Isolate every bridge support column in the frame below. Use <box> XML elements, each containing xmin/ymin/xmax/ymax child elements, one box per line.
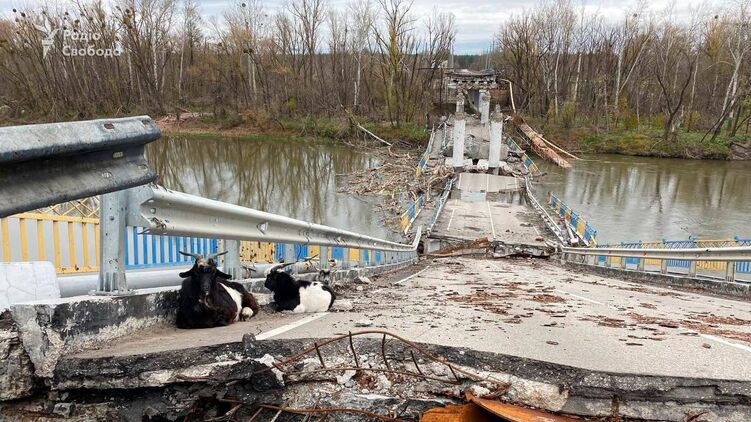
<box><xmin>319</xmin><ymin>245</ymin><xmax>328</xmax><ymax>269</ymax></box>
<box><xmin>96</xmin><ymin>190</ymin><xmax>130</xmax><ymax>295</ymax></box>
<box><xmin>488</xmin><ymin>105</ymin><xmax>503</xmax><ymax>172</ymax></box>
<box><xmin>452</xmin><ymin>97</ymin><xmax>466</xmax><ymax>171</ymax></box>
<box><xmin>479</xmin><ymin>89</ymin><xmax>490</xmax><ymax>125</ymax></box>
<box><xmin>223</xmin><ymin>240</ymin><xmax>241</xmax><ymax>279</ymax></box>
<box><xmin>660</xmin><ymin>259</ymin><xmax>668</xmax><ymax>275</ymax></box>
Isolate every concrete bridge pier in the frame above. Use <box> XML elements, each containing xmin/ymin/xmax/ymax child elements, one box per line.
<box><xmin>452</xmin><ymin>95</ymin><xmax>466</xmax><ymax>170</ymax></box>
<box><xmin>488</xmin><ymin>105</ymin><xmax>503</xmax><ymax>173</ymax></box>
<box><xmin>479</xmin><ymin>89</ymin><xmax>490</xmax><ymax>125</ymax></box>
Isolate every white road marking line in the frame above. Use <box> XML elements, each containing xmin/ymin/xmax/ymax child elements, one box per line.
<box><xmin>394</xmin><ymin>265</ymin><xmax>431</xmax><ymax>285</ymax></box>
<box><xmin>555</xmin><ymin>289</ymin><xmax>604</xmax><ymax>305</ymax></box>
<box><xmin>446</xmin><ymin>208</ymin><xmax>457</xmax><ymax>231</ymax></box>
<box><xmin>696</xmin><ymin>333</ymin><xmax>751</xmax><ymax>353</ymax></box>
<box><xmin>556</xmin><ymin>289</ymin><xmax>751</xmax><ymax>353</ymax></box>
<box><xmin>255</xmin><ymin>313</ymin><xmax>327</xmax><ymax>340</ymax></box>
<box><xmin>486</xmin><ymin>201</ymin><xmax>496</xmax><ymax>240</ymax></box>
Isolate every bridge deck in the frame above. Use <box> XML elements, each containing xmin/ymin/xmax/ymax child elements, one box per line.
<box><xmin>72</xmin><ymin>258</ymin><xmax>751</xmax><ymax>381</ymax></box>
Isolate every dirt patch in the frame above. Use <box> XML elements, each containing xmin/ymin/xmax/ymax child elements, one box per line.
<box><xmin>628</xmin><ymin>312</ymin><xmax>751</xmax><ymax>344</ymax></box>
<box><xmin>449</xmin><ymin>291</ymin><xmax>516</xmax><ymax>315</ymax></box>
<box><xmin>531</xmin><ymin>294</ymin><xmax>566</xmax><ymax>304</ymax></box>
<box><xmin>690</xmin><ymin>314</ymin><xmax>751</xmax><ymax>326</ymax></box>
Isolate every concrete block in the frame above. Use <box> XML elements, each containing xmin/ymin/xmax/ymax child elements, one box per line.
<box><xmin>11</xmin><ymin>287</ymin><xmax>181</xmax><ymax>378</ymax></box>
<box><xmin>0</xmin><ymin>262</ymin><xmax>59</xmax><ymax>310</ymax></box>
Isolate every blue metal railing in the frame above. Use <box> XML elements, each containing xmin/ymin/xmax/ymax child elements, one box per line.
<box><xmin>125</xmin><ymin>227</ymin><xmax>218</xmax><ymax>269</ymax></box>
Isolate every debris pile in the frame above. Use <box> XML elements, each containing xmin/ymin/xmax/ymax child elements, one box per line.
<box><xmin>339</xmin><ymin>143</ymin><xmax>453</xmax><ymax>232</ymax></box>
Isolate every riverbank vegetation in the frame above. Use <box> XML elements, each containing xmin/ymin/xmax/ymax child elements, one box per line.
<box><xmin>0</xmin><ymin>0</ymin><xmax>453</xmax><ymax>134</ymax></box>
<box><xmin>493</xmin><ymin>1</ymin><xmax>751</xmax><ymax>159</ymax></box>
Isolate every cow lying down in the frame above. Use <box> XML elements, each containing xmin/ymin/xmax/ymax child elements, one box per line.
<box><xmin>176</xmin><ymin>251</ymin><xmax>259</xmax><ymax>329</ymax></box>
<box><xmin>264</xmin><ymin>263</ymin><xmax>336</xmax><ymax>313</ymax></box>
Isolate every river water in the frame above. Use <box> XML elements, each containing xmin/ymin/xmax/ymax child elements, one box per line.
<box><xmin>148</xmin><ymin>136</ymin><xmax>749</xmax><ymax>245</ymax></box>
<box><xmin>534</xmin><ymin>154</ymin><xmax>751</xmax><ymax>244</ymax></box>
<box><xmin>146</xmin><ymin>134</ymin><xmax>395</xmax><ymax>240</ymax></box>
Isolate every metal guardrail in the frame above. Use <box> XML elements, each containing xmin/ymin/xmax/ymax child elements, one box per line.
<box><xmin>505</xmin><ymin>138</ymin><xmax>540</xmax><ymax>175</ymax></box>
<box><xmin>0</xmin><ymin>117</ymin><xmax>159</xmax><ymax>217</ymax></box>
<box><xmin>597</xmin><ymin>238</ymin><xmax>751</xmax><ymax>275</ymax></box>
<box><xmin>426</xmin><ymin>177</ymin><xmax>455</xmax><ymax>236</ymax></box>
<box><xmin>523</xmin><ymin>178</ymin><xmax>566</xmax><ymax>244</ymax></box>
<box><xmin>87</xmin><ymin>184</ymin><xmax>421</xmax><ymax>293</ymax></box>
<box><xmin>548</xmin><ymin>194</ymin><xmax>597</xmax><ymax>246</ymax></box>
<box><xmin>561</xmin><ymin>246</ymin><xmax>751</xmax><ymax>283</ymax></box>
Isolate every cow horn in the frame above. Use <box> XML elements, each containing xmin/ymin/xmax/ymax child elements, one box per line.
<box><xmin>179</xmin><ymin>251</ymin><xmax>202</xmax><ymax>260</ymax></box>
<box><xmin>207</xmin><ymin>251</ymin><xmax>228</xmax><ymax>260</ymax></box>
<box><xmin>264</xmin><ymin>261</ymin><xmax>296</xmax><ymax>276</ymax></box>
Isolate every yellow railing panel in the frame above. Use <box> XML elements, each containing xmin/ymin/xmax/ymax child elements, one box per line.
<box><xmin>37</xmin><ymin>220</ymin><xmax>46</xmax><ymax>261</ymax></box>
<box><xmin>67</xmin><ymin>221</ymin><xmax>77</xmax><ymax>272</ymax></box>
<box><xmin>52</xmin><ymin>221</ymin><xmax>61</xmax><ymax>269</ymax></box>
<box><xmin>19</xmin><ymin>218</ymin><xmax>29</xmax><ymax>261</ymax></box>
<box><xmin>1</xmin><ymin>218</ymin><xmax>10</xmax><ymax>262</ymax></box>
<box><xmin>82</xmin><ymin>223</ymin><xmax>91</xmax><ymax>270</ymax></box>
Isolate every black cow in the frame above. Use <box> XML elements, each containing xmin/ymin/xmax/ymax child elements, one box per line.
<box><xmin>176</xmin><ymin>251</ymin><xmax>259</xmax><ymax>329</ymax></box>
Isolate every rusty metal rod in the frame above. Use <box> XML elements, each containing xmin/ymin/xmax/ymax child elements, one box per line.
<box><xmin>258</xmin><ymin>404</ymin><xmax>406</xmax><ymax>422</ymax></box>
<box><xmin>250</xmin><ymin>329</ymin><xmax>493</xmax><ymax>383</ymax></box>
<box><xmin>348</xmin><ymin>331</ymin><xmax>360</xmax><ymax>368</ymax></box>
<box><xmin>285</xmin><ymin>366</ymin><xmax>458</xmax><ymax>384</ymax></box>
<box><xmin>381</xmin><ymin>333</ymin><xmax>391</xmax><ymax>370</ymax></box>
<box><xmin>410</xmin><ymin>350</ymin><xmax>424</xmax><ymax>376</ymax></box>
<box><xmin>314</xmin><ymin>341</ymin><xmax>326</xmax><ymax>368</ymax></box>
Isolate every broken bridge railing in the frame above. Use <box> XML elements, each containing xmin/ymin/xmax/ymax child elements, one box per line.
<box><xmin>560</xmin><ymin>245</ymin><xmax>751</xmax><ymax>283</ymax></box>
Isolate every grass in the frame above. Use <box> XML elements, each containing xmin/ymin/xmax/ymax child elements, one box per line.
<box><xmin>534</xmin><ymin>120</ymin><xmax>749</xmax><ymax>160</ymax></box>
<box><xmin>165</xmin><ymin>112</ymin><xmax>429</xmax><ymax>146</ymax></box>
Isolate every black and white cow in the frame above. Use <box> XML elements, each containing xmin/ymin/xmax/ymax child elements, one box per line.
<box><xmin>176</xmin><ymin>251</ymin><xmax>259</xmax><ymax>329</ymax></box>
<box><xmin>264</xmin><ymin>263</ymin><xmax>336</xmax><ymax>313</ymax></box>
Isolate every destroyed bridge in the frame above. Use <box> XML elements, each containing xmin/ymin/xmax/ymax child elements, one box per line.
<box><xmin>0</xmin><ymin>88</ymin><xmax>750</xmax><ymax>421</ymax></box>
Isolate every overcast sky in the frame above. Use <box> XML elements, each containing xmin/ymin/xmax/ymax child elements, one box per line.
<box><xmin>0</xmin><ymin>0</ymin><xmax>732</xmax><ymax>53</ymax></box>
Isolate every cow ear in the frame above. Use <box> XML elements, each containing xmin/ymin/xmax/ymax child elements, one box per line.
<box><xmin>179</xmin><ymin>268</ymin><xmax>194</xmax><ymax>278</ymax></box>
<box><xmin>215</xmin><ymin>270</ymin><xmax>232</xmax><ymax>280</ymax></box>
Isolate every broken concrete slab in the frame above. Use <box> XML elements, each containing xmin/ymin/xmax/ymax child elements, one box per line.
<box><xmin>35</xmin><ymin>336</ymin><xmax>751</xmax><ymax>421</ymax></box>
<box><xmin>5</xmin><ymin>259</ymin><xmax>416</xmax><ymax>386</ymax></box>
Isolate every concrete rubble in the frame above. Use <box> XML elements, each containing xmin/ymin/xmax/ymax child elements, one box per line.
<box><xmin>1</xmin><ymin>257</ymin><xmax>750</xmax><ymax>421</ymax></box>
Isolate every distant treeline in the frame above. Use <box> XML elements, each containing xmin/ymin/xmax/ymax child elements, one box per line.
<box><xmin>492</xmin><ymin>0</ymin><xmax>751</xmax><ymax>142</ymax></box>
<box><xmin>0</xmin><ymin>0</ymin><xmax>454</xmax><ymax>128</ymax></box>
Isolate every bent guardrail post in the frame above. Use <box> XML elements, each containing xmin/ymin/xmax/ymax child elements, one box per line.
<box><xmin>0</xmin><ymin>116</ymin><xmax>160</xmax><ymax>218</ymax></box>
